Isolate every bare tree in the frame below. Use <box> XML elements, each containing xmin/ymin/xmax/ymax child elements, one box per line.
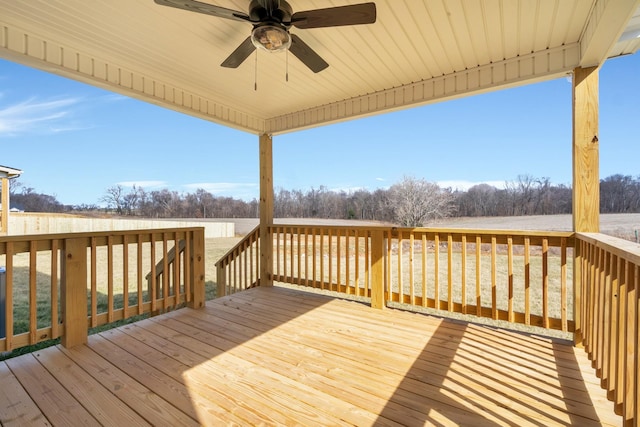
<box><xmin>387</xmin><ymin>176</ymin><xmax>455</xmax><ymax>227</ymax></box>
<box><xmin>101</xmin><ymin>185</ymin><xmax>126</xmax><ymax>214</ymax></box>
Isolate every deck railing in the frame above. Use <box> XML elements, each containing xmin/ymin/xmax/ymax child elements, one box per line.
<box><xmin>268</xmin><ymin>225</ymin><xmax>575</xmax><ymax>331</ymax></box>
<box><xmin>215</xmin><ymin>225</ymin><xmax>260</xmax><ymax>297</ymax></box>
<box><xmin>576</xmin><ymin>232</ymin><xmax>639</xmax><ymax>424</ymax></box>
<box><xmin>0</xmin><ymin>227</ymin><xmax>205</xmax><ymax>352</ymax></box>
<box><xmin>217</xmin><ymin>225</ymin><xmax>574</xmax><ymax>331</ymax></box>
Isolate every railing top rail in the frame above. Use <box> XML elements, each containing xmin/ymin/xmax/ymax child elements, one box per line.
<box><xmin>270</xmin><ymin>223</ymin><xmax>574</xmax><ymax>238</ymax></box>
<box><xmin>392</xmin><ymin>227</ymin><xmax>574</xmax><ymax>238</ymax></box>
<box><xmin>215</xmin><ymin>225</ymin><xmax>260</xmax><ymax>268</ymax></box>
<box><xmin>0</xmin><ymin>226</ymin><xmax>205</xmax><ymax>243</ymax></box>
<box><xmin>577</xmin><ymin>231</ymin><xmax>640</xmax><ymax>264</ymax></box>
<box><xmin>269</xmin><ymin>224</ymin><xmax>389</xmax><ymax>233</ymax></box>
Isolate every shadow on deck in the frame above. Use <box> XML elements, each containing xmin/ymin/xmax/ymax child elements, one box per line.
<box><xmin>0</xmin><ymin>285</ymin><xmax>619</xmax><ymax>426</ymax></box>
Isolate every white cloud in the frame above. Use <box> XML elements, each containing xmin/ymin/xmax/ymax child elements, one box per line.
<box><xmin>183</xmin><ymin>182</ymin><xmax>258</xmax><ymax>199</ymax></box>
<box><xmin>184</xmin><ymin>182</ymin><xmax>257</xmax><ymax>192</ymax></box>
<box><xmin>437</xmin><ymin>180</ymin><xmax>507</xmax><ymax>191</ymax></box>
<box><xmin>375</xmin><ymin>177</ymin><xmax>385</xmax><ymax>182</ymax></box>
<box><xmin>0</xmin><ymin>96</ymin><xmax>82</xmax><ymax>136</ymax></box>
<box><xmin>117</xmin><ymin>180</ymin><xmax>167</xmax><ymax>188</ymax></box>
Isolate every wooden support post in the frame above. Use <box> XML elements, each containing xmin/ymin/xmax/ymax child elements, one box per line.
<box><xmin>572</xmin><ymin>66</ymin><xmax>600</xmax><ymax>233</ymax></box>
<box><xmin>259</xmin><ymin>133</ymin><xmax>274</xmax><ymax>287</ymax></box>
<box><xmin>61</xmin><ymin>237</ymin><xmax>88</xmax><ymax>348</ymax></box>
<box><xmin>572</xmin><ymin>65</ymin><xmax>599</xmax><ymax>346</ymax></box>
<box><xmin>1</xmin><ymin>178</ymin><xmax>8</xmax><ymax>234</ymax></box>
<box><xmin>370</xmin><ymin>230</ymin><xmax>385</xmax><ymax>309</ymax></box>
<box><xmin>216</xmin><ymin>262</ymin><xmax>226</xmax><ymax>297</ymax></box>
<box><xmin>188</xmin><ymin>228</ymin><xmax>205</xmax><ymax>309</ymax></box>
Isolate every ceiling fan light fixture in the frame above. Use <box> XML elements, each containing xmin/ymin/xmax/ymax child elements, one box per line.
<box><xmin>251</xmin><ymin>24</ymin><xmax>291</xmax><ymax>52</ymax></box>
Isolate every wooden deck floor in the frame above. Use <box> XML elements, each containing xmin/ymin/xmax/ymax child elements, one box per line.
<box><xmin>0</xmin><ymin>285</ymin><xmax>620</xmax><ymax>426</ymax></box>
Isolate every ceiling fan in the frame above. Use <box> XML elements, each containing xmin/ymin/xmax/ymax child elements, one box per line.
<box><xmin>154</xmin><ymin>0</ymin><xmax>377</xmax><ymax>73</ymax></box>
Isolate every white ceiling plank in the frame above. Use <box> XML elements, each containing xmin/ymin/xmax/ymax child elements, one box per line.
<box><xmin>0</xmin><ymin>0</ymin><xmax>638</xmax><ymax>134</ymax></box>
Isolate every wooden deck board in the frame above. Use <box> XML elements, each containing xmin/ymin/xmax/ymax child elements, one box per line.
<box><xmin>0</xmin><ymin>285</ymin><xmax>622</xmax><ymax>426</ymax></box>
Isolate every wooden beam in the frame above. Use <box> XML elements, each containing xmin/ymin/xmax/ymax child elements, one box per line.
<box><xmin>259</xmin><ymin>134</ymin><xmax>274</xmax><ymax>287</ymax></box>
<box><xmin>579</xmin><ymin>0</ymin><xmax>640</xmax><ymax>67</ymax></box>
<box><xmin>572</xmin><ymin>66</ymin><xmax>600</xmax><ymax>233</ymax></box>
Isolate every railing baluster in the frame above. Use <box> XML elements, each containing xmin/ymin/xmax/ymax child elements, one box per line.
<box><xmin>606</xmin><ymin>254</ymin><xmax>616</xmax><ymax>394</ymax></box>
<box><xmin>421</xmin><ymin>234</ymin><xmax>427</xmax><ymax>308</ymax></box>
<box><xmin>304</xmin><ymin>229</ymin><xmax>309</xmax><ymax>287</ymax></box>
<box><xmin>312</xmin><ymin>228</ymin><xmax>317</xmax><ymax>288</ymax></box>
<box><xmin>461</xmin><ymin>235</ymin><xmax>467</xmax><ymax>314</ymax></box>
<box><xmin>447</xmin><ymin>234</ymin><xmax>452</xmax><ymax>312</ymax></box>
<box><xmin>397</xmin><ymin>232</ymin><xmax>403</xmax><ymax>303</ymax></box>
<box><xmin>476</xmin><ymin>236</ymin><xmax>481</xmax><ymax>317</ymax></box>
<box><xmin>409</xmin><ymin>232</ymin><xmax>415</xmax><ymax>305</ymax></box>
<box><xmin>354</xmin><ymin>230</ymin><xmax>360</xmax><ymax>296</ymax></box>
<box><xmin>615</xmin><ymin>258</ymin><xmax>627</xmax><ymax>410</ymax></box>
<box><xmin>345</xmin><ymin>230</ymin><xmax>350</xmax><ymax>294</ymax></box>
<box><xmin>123</xmin><ymin>235</ymin><xmax>129</xmax><ymax>316</ymax></box>
<box><xmin>107</xmin><ymin>235</ymin><xmax>114</xmax><ymax>323</ymax></box>
<box><xmin>185</xmin><ymin>232</ymin><xmax>191</xmax><ymax>302</ymax></box>
<box><xmin>524</xmin><ymin>237</ymin><xmax>531</xmax><ymax>325</ymax></box>
<box><xmin>137</xmin><ymin>234</ymin><xmax>143</xmax><ymax>315</ymax></box>
<box><xmin>328</xmin><ymin>229</ymin><xmax>333</xmax><ymax>292</ymax></box>
<box><xmin>150</xmin><ymin>233</ymin><xmax>157</xmax><ymax>313</ymax></box>
<box><xmin>491</xmin><ymin>236</ymin><xmax>497</xmax><ymax>320</ymax></box>
<box><xmin>561</xmin><ymin>237</ymin><xmax>567</xmax><ymax>332</ymax></box>
<box><xmin>542</xmin><ymin>238</ymin><xmax>549</xmax><ymax>328</ymax></box>
<box><xmin>29</xmin><ymin>240</ymin><xmax>37</xmax><ymax>345</ymax></box>
<box><xmin>367</xmin><ymin>230</ymin><xmax>372</xmax><ymax>296</ymax></box>
<box><xmin>91</xmin><ymin>237</ymin><xmax>98</xmax><ymax>327</ymax></box>
<box><xmin>163</xmin><ymin>234</ymin><xmax>169</xmax><ymax>309</ymax></box>
<box><xmin>507</xmin><ymin>237</ymin><xmax>513</xmax><ymax>323</ymax></box>
<box><xmin>320</xmin><ymin>228</ymin><xmax>325</xmax><ymax>290</ymax></box>
<box><xmin>51</xmin><ymin>239</ymin><xmax>59</xmax><ymax>339</ymax></box>
<box><xmin>434</xmin><ymin>234</ymin><xmax>440</xmax><ymax>309</ymax></box>
<box><xmin>336</xmin><ymin>229</ymin><xmax>342</xmax><ymax>292</ymax></box>
<box><xmin>5</xmin><ymin>242</ymin><xmax>13</xmax><ymax>351</ymax></box>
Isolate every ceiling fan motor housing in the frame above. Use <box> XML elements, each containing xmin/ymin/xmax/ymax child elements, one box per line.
<box><xmin>249</xmin><ymin>0</ymin><xmax>292</xmax><ymax>26</ymax></box>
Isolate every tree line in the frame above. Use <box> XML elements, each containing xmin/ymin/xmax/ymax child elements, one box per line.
<box><xmin>5</xmin><ymin>173</ymin><xmax>640</xmax><ymax>227</ymax></box>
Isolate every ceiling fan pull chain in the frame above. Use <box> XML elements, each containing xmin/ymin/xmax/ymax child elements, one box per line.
<box><xmin>254</xmin><ymin>50</ymin><xmax>258</xmax><ymax>91</ymax></box>
<box><xmin>286</xmin><ymin>49</ymin><xmax>289</xmax><ymax>82</ymax></box>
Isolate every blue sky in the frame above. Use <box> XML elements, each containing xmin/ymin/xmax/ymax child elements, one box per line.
<box><xmin>0</xmin><ymin>53</ymin><xmax>638</xmax><ymax>206</ymax></box>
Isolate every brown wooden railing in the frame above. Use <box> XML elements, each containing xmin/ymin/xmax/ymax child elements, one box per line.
<box><xmin>215</xmin><ymin>225</ymin><xmax>260</xmax><ymax>297</ymax></box>
<box><xmin>0</xmin><ymin>227</ymin><xmax>205</xmax><ymax>352</ymax></box>
<box><xmin>269</xmin><ymin>225</ymin><xmax>575</xmax><ymax>332</ymax></box>
<box><xmin>216</xmin><ymin>225</ymin><xmax>574</xmax><ymax>331</ymax></box>
<box><xmin>576</xmin><ymin>232</ymin><xmax>639</xmax><ymax>424</ymax></box>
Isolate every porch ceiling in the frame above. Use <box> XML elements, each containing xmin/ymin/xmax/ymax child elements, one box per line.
<box><xmin>0</xmin><ymin>0</ymin><xmax>639</xmax><ymax>135</ymax></box>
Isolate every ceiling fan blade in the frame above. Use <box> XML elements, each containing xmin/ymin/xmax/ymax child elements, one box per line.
<box><xmin>289</xmin><ymin>34</ymin><xmax>329</xmax><ymax>73</ymax></box>
<box><xmin>154</xmin><ymin>0</ymin><xmax>250</xmax><ymax>23</ymax></box>
<box><xmin>291</xmin><ymin>2</ymin><xmax>376</xmax><ymax>29</ymax></box>
<box><xmin>221</xmin><ymin>37</ymin><xmax>255</xmax><ymax>68</ymax></box>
